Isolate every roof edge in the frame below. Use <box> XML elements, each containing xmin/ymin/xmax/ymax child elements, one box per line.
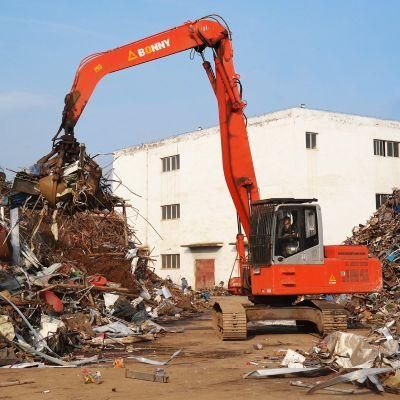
<box><xmin>114</xmin><ymin>106</ymin><xmax>400</xmax><ymax>155</ymax></box>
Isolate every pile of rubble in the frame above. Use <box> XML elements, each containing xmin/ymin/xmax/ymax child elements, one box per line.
<box><xmin>0</xmin><ymin>140</ymin><xmax>209</xmax><ymax>368</ymax></box>
<box><xmin>246</xmin><ymin>325</ymin><xmax>400</xmax><ymax>394</ymax></box>
<box><xmin>344</xmin><ymin>189</ymin><xmax>400</xmax><ymax>327</ymax></box>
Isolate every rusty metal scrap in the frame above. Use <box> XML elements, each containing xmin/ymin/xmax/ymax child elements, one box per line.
<box><xmin>0</xmin><ymin>205</ymin><xmax>206</xmax><ymax>365</ymax></box>
<box><xmin>344</xmin><ymin>188</ymin><xmax>400</xmax><ymax>327</ymax></box>
<box><xmin>125</xmin><ymin>368</ymin><xmax>169</xmax><ymax>383</ymax></box>
<box><xmin>0</xmin><ymin>142</ymin><xmax>210</xmax><ymax>368</ymax></box>
<box><xmin>307</xmin><ymin>368</ymin><xmax>393</xmax><ymax>394</ymax></box>
<box><xmin>6</xmin><ymin>138</ymin><xmax>121</xmax><ymax>212</ymax></box>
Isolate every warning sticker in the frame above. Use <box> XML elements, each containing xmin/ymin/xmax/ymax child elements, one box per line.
<box><xmin>128</xmin><ymin>50</ymin><xmax>138</xmax><ymax>61</ymax></box>
<box><xmin>328</xmin><ymin>274</ymin><xmax>337</xmax><ymax>285</ymax></box>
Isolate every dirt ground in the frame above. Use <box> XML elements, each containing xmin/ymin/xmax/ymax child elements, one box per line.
<box><xmin>0</xmin><ymin>312</ymin><xmax>397</xmax><ymax>400</ymax></box>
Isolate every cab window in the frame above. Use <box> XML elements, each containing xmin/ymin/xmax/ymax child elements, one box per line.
<box><xmin>275</xmin><ymin>210</ymin><xmax>300</xmax><ymax>258</ymax></box>
<box><xmin>305</xmin><ymin>208</ymin><xmax>318</xmax><ymax>249</ymax></box>
<box><xmin>275</xmin><ymin>206</ymin><xmax>319</xmax><ymax>258</ymax></box>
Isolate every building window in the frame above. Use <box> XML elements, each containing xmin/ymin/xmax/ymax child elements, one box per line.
<box><xmin>374</xmin><ymin>139</ymin><xmax>386</xmax><ymax>156</ymax></box>
<box><xmin>387</xmin><ymin>141</ymin><xmax>399</xmax><ymax>158</ymax></box>
<box><xmin>161</xmin><ymin>254</ymin><xmax>180</xmax><ymax>269</ymax></box>
<box><xmin>162</xmin><ymin>155</ymin><xmax>180</xmax><ymax>172</ymax></box>
<box><xmin>376</xmin><ymin>193</ymin><xmax>391</xmax><ymax>209</ymax></box>
<box><xmin>161</xmin><ymin>204</ymin><xmax>180</xmax><ymax>220</ymax></box>
<box><xmin>373</xmin><ymin>139</ymin><xmax>400</xmax><ymax>157</ymax></box>
<box><xmin>305</xmin><ymin>132</ymin><xmax>317</xmax><ymax>149</ymax></box>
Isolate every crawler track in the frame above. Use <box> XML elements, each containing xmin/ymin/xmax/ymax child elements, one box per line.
<box><xmin>212</xmin><ymin>297</ymin><xmax>348</xmax><ymax>340</ymax></box>
<box><xmin>320</xmin><ymin>307</ymin><xmax>348</xmax><ymax>333</ymax></box>
<box><xmin>297</xmin><ymin>299</ymin><xmax>348</xmax><ymax>334</ymax></box>
<box><xmin>212</xmin><ymin>297</ymin><xmax>249</xmax><ymax>340</ymax></box>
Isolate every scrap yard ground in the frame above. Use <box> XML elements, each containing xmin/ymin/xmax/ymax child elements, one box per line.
<box><xmin>0</xmin><ymin>314</ymin><xmax>398</xmax><ymax>400</ymax></box>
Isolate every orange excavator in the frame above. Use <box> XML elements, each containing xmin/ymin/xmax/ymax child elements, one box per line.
<box><xmin>48</xmin><ymin>15</ymin><xmax>382</xmax><ymax>339</ymax></box>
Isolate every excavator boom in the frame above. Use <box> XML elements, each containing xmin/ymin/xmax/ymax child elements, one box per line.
<box><xmin>61</xmin><ymin>19</ymin><xmax>224</xmax><ymax>130</ymax></box>
<box><xmin>54</xmin><ymin>15</ymin><xmax>259</xmax><ymax>237</ymax></box>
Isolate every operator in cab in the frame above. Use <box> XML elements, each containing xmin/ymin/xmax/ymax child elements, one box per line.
<box><xmin>277</xmin><ymin>216</ymin><xmax>299</xmax><ymax>258</ymax></box>
<box><xmin>280</xmin><ymin>216</ymin><xmax>297</xmax><ymax>237</ymax></box>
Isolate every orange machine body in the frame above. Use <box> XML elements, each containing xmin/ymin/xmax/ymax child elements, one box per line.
<box><xmin>250</xmin><ymin>245</ymin><xmax>382</xmax><ymax>296</ymax></box>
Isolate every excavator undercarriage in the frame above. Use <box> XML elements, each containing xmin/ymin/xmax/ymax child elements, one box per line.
<box><xmin>212</xmin><ymin>297</ymin><xmax>348</xmax><ymax>340</ymax></box>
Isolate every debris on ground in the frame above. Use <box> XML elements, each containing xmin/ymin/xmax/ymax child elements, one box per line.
<box><xmin>307</xmin><ymin>367</ymin><xmax>392</xmax><ymax>394</ymax></box>
<box><xmin>383</xmin><ymin>370</ymin><xmax>400</xmax><ymax>393</ymax></box>
<box><xmin>125</xmin><ymin>367</ymin><xmax>169</xmax><ymax>383</ymax></box>
<box><xmin>253</xmin><ymin>343</ymin><xmax>263</xmax><ymax>350</ymax></box>
<box><xmin>245</xmin><ymin>327</ymin><xmax>400</xmax><ymax>394</ymax></box>
<box><xmin>281</xmin><ymin>349</ymin><xmax>306</xmax><ymax>368</ymax></box>
<box><xmin>290</xmin><ymin>380</ymin><xmax>371</xmax><ymax>395</ymax></box>
<box><xmin>82</xmin><ymin>368</ymin><xmax>102</xmax><ymax>384</ymax></box>
<box><xmin>129</xmin><ymin>348</ymin><xmax>182</xmax><ymax>366</ymax></box>
<box><xmin>316</xmin><ymin>330</ymin><xmax>399</xmax><ymax>369</ymax></box>
<box><xmin>0</xmin><ymin>140</ymin><xmax>211</xmax><ymax>368</ymax></box>
<box><xmin>243</xmin><ymin>367</ymin><xmax>331</xmax><ymax>379</ymax></box>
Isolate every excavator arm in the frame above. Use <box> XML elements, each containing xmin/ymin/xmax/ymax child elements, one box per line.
<box><xmin>60</xmin><ymin>18</ymin><xmax>225</xmax><ymax>131</ymax></box>
<box><xmin>54</xmin><ymin>15</ymin><xmax>259</xmax><ymax>239</ymax></box>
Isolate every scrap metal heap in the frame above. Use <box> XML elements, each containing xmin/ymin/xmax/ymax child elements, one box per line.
<box><xmin>344</xmin><ymin>189</ymin><xmax>400</xmax><ymax>328</ymax></box>
<box><xmin>245</xmin><ymin>328</ymin><xmax>400</xmax><ymax>394</ymax></box>
<box><xmin>10</xmin><ymin>135</ymin><xmax>119</xmax><ymax>211</ymax></box>
<box><xmin>0</xmin><ymin>142</ymin><xmax>210</xmax><ymax>367</ymax></box>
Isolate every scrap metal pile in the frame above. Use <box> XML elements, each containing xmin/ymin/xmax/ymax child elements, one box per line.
<box><xmin>245</xmin><ymin>327</ymin><xmax>400</xmax><ymax>394</ymax></box>
<box><xmin>0</xmin><ymin>140</ymin><xmax>208</xmax><ymax>368</ymax></box>
<box><xmin>344</xmin><ymin>189</ymin><xmax>400</xmax><ymax>327</ymax></box>
<box><xmin>9</xmin><ymin>133</ymin><xmax>119</xmax><ymax>211</ymax></box>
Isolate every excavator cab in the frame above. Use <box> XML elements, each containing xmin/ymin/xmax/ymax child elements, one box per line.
<box><xmin>217</xmin><ymin>200</ymin><xmax>358</xmax><ymax>340</ymax></box>
<box><xmin>250</xmin><ymin>198</ymin><xmax>324</xmax><ymax>267</ymax></box>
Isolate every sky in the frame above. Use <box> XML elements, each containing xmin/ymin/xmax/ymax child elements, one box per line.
<box><xmin>1</xmin><ymin>0</ymin><xmax>399</xmax><ymax>172</ymax></box>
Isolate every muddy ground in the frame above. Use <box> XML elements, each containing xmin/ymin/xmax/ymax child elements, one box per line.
<box><xmin>0</xmin><ymin>312</ymin><xmax>397</xmax><ymax>400</ymax></box>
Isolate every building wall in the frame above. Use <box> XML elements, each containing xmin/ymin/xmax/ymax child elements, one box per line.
<box><xmin>113</xmin><ymin>108</ymin><xmax>400</xmax><ymax>287</ymax></box>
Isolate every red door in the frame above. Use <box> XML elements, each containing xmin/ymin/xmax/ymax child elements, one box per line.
<box><xmin>195</xmin><ymin>259</ymin><xmax>215</xmax><ymax>290</ymax></box>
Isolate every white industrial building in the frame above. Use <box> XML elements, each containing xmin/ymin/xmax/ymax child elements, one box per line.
<box><xmin>113</xmin><ymin>107</ymin><xmax>400</xmax><ymax>288</ymax></box>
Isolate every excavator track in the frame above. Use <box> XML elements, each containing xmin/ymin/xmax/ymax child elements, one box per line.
<box><xmin>212</xmin><ymin>296</ymin><xmax>249</xmax><ymax>340</ymax></box>
<box><xmin>297</xmin><ymin>299</ymin><xmax>348</xmax><ymax>334</ymax></box>
<box><xmin>321</xmin><ymin>308</ymin><xmax>348</xmax><ymax>333</ymax></box>
<box><xmin>319</xmin><ymin>305</ymin><xmax>348</xmax><ymax>333</ymax></box>
<box><xmin>212</xmin><ymin>297</ymin><xmax>348</xmax><ymax>340</ymax></box>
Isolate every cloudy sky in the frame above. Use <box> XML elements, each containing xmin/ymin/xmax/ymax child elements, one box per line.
<box><xmin>1</xmin><ymin>0</ymin><xmax>399</xmax><ymax>171</ymax></box>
